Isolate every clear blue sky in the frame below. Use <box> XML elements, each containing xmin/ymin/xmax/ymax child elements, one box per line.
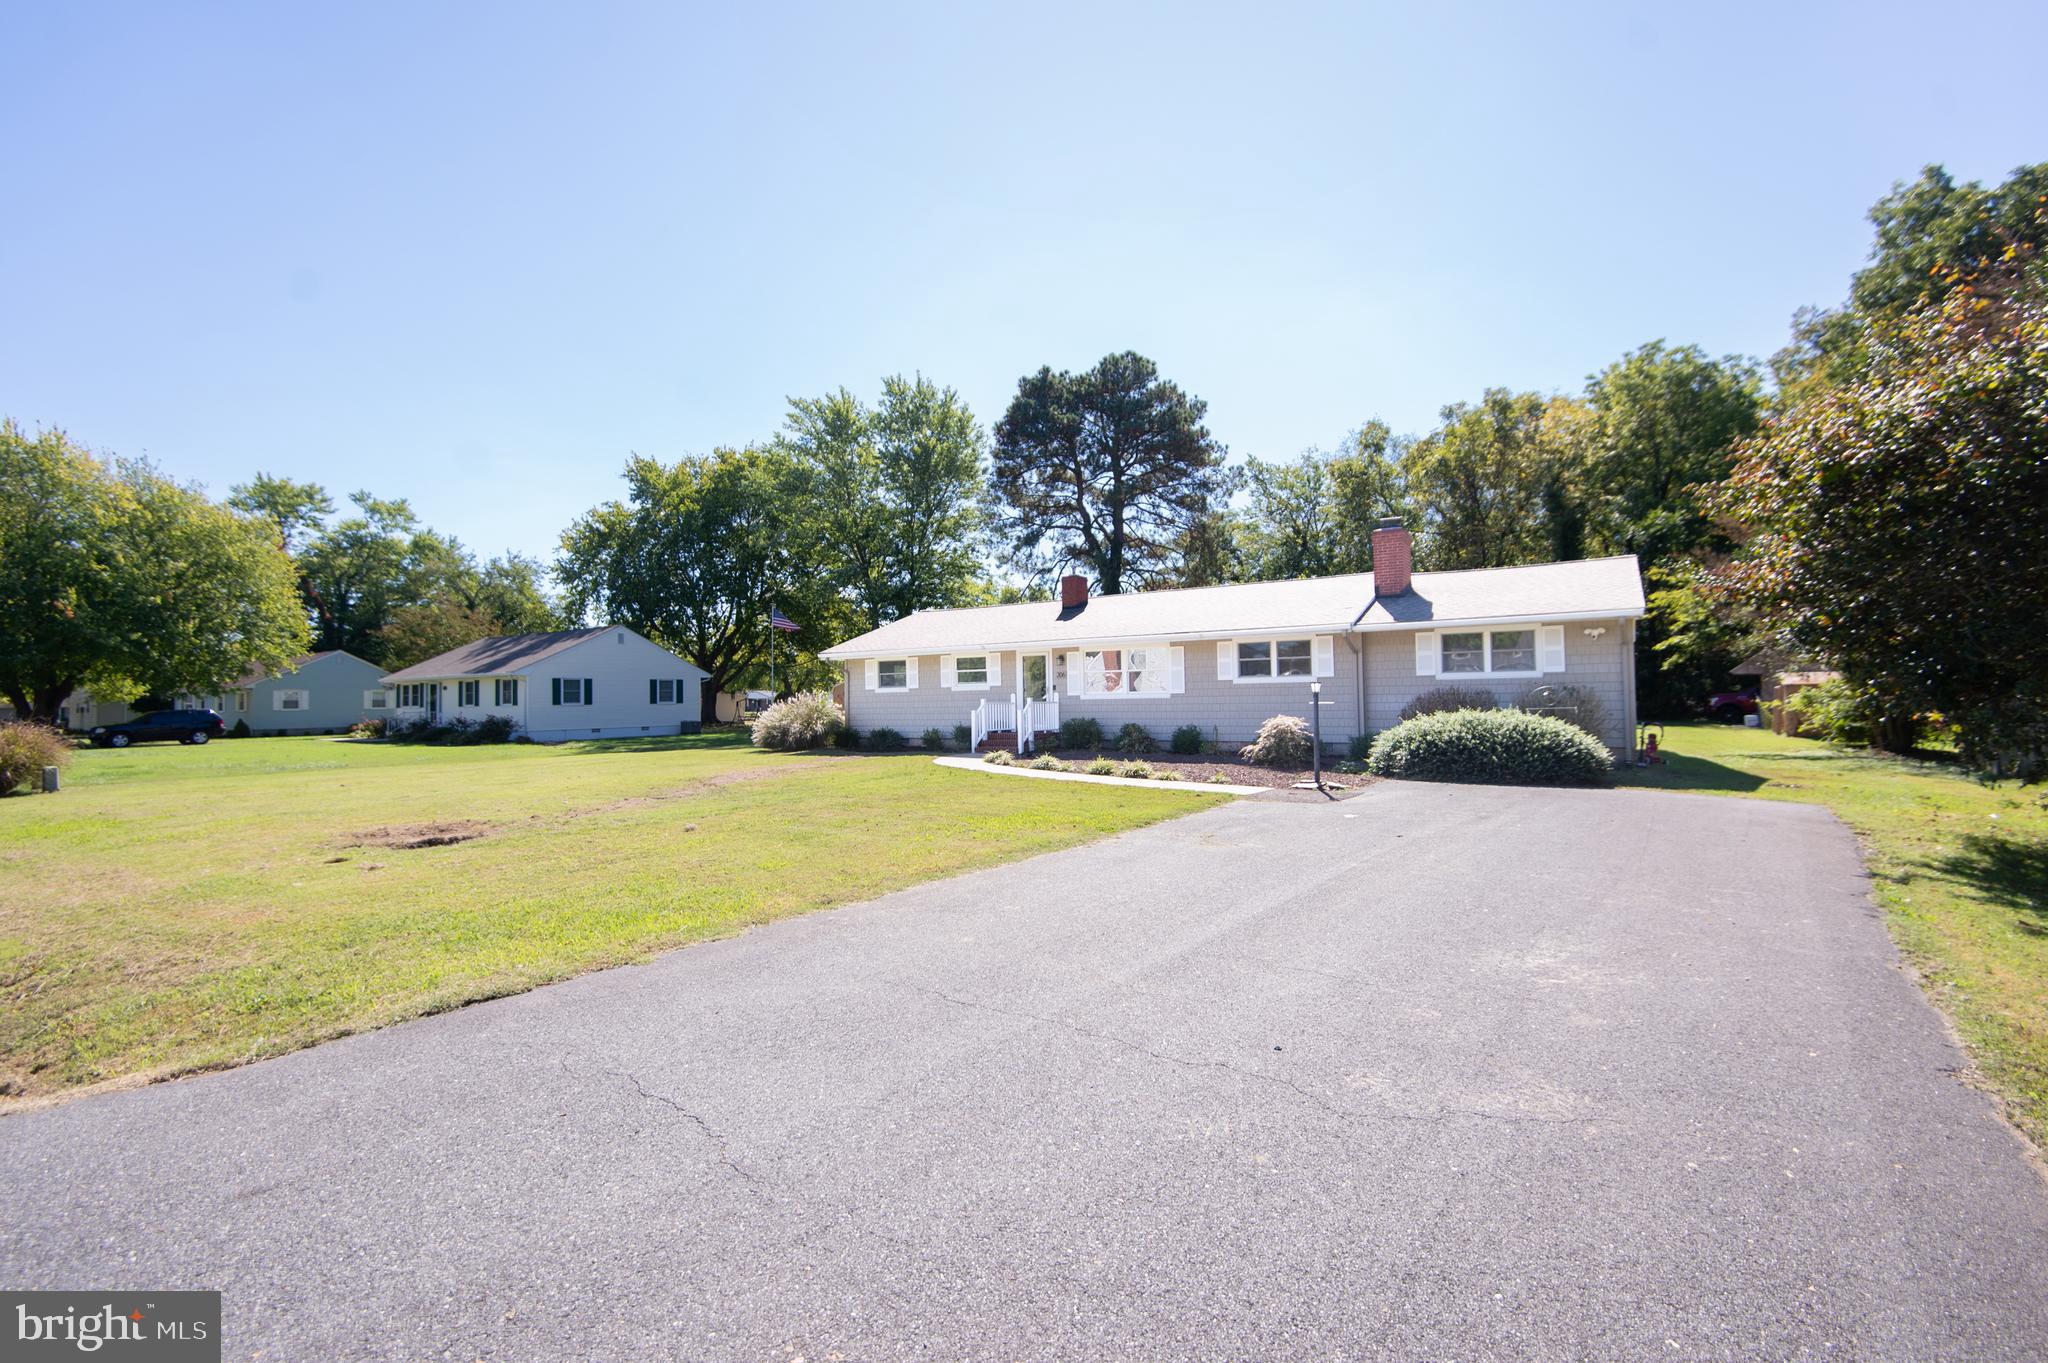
<box><xmin>5</xmin><ymin>2</ymin><xmax>2043</xmax><ymax>567</ymax></box>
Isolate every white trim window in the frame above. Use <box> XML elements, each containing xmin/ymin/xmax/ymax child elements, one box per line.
<box><xmin>1081</xmin><ymin>646</ymin><xmax>1168</xmax><ymax>697</ymax></box>
<box><xmin>1421</xmin><ymin>625</ymin><xmax>1562</xmax><ymax>678</ymax></box>
<box><xmin>365</xmin><ymin>689</ymin><xmax>389</xmax><ymax>710</ymax></box>
<box><xmin>494</xmin><ymin>678</ymin><xmax>520</xmax><ymax>706</ymax></box>
<box><xmin>235</xmin><ymin>691</ymin><xmax>249</xmax><ymax>713</ymax></box>
<box><xmin>274</xmin><ymin>689</ymin><xmax>308</xmax><ymax>711</ymax></box>
<box><xmin>954</xmin><ymin>655</ymin><xmax>988</xmax><ymax>686</ymax></box>
<box><xmin>458</xmin><ymin>680</ymin><xmax>481</xmax><ymax>707</ymax></box>
<box><xmin>1236</xmin><ymin>638</ymin><xmax>1313</xmax><ymax>680</ymax></box>
<box><xmin>875</xmin><ymin>659</ymin><xmax>909</xmax><ymax>690</ymax></box>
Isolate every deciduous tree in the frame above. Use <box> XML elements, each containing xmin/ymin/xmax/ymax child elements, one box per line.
<box><xmin>0</xmin><ymin>423</ymin><xmax>308</xmax><ymax>719</ymax></box>
<box><xmin>556</xmin><ymin>449</ymin><xmax>785</xmax><ymax>725</ymax></box>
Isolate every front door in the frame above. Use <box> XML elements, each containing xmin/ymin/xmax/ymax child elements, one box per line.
<box><xmin>1022</xmin><ymin>654</ymin><xmax>1052</xmax><ymax>703</ymax></box>
<box><xmin>427</xmin><ymin>684</ymin><xmax>441</xmax><ymax>721</ymax></box>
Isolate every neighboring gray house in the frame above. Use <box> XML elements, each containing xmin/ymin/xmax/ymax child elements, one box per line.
<box><xmin>381</xmin><ymin>626</ymin><xmax>707</xmax><ymax>742</ymax></box>
<box><xmin>64</xmin><ymin>650</ymin><xmax>389</xmax><ymax>736</ymax></box>
<box><xmin>820</xmin><ymin>520</ymin><xmax>1646</xmax><ymax>754</ymax></box>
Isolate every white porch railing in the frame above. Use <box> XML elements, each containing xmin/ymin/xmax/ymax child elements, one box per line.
<box><xmin>1016</xmin><ymin>694</ymin><xmax>1060</xmax><ymax>752</ymax></box>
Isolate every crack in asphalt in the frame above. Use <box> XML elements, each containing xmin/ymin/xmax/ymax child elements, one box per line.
<box><xmin>901</xmin><ymin>981</ymin><xmax>1584</xmax><ymax>1129</ymax></box>
<box><xmin>559</xmin><ymin>1059</ymin><xmax>766</xmax><ymax>1189</ymax></box>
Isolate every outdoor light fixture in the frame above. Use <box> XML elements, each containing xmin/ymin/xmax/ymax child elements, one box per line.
<box><xmin>1309</xmin><ymin>681</ymin><xmax>1323</xmax><ymax>788</ymax></box>
<box><xmin>1584</xmin><ymin>626</ymin><xmax>1607</xmax><ymax>639</ymax></box>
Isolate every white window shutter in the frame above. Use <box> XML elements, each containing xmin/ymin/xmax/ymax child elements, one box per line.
<box><xmin>1538</xmin><ymin>625</ymin><xmax>1566</xmax><ymax>673</ymax></box>
<box><xmin>904</xmin><ymin>658</ymin><xmax>919</xmax><ymax>688</ymax></box>
<box><xmin>1415</xmin><ymin>632</ymin><xmax>1438</xmax><ymax>677</ymax></box>
<box><xmin>1217</xmin><ymin>639</ymin><xmax>1237</xmax><ymax>681</ymax></box>
<box><xmin>1169</xmin><ymin>646</ymin><xmax>1186</xmax><ymax>694</ymax></box>
<box><xmin>1313</xmin><ymin>635</ymin><xmax>1334</xmax><ymax>677</ymax></box>
<box><xmin>865</xmin><ymin>659</ymin><xmax>879</xmax><ymax>690</ymax></box>
<box><xmin>940</xmin><ymin>654</ymin><xmax>955</xmax><ymax>689</ymax></box>
<box><xmin>1065</xmin><ymin>652</ymin><xmax>1082</xmax><ymax>696</ymax></box>
<box><xmin>988</xmin><ymin>653</ymin><xmax>1002</xmax><ymax>686</ymax></box>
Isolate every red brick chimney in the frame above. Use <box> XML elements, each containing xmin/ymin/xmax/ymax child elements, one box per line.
<box><xmin>1371</xmin><ymin>518</ymin><xmax>1412</xmax><ymax>595</ymax></box>
<box><xmin>1059</xmin><ymin>574</ymin><xmax>1089</xmax><ymax>609</ymax></box>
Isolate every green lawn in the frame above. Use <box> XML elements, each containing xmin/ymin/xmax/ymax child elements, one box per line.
<box><xmin>1617</xmin><ymin>723</ymin><xmax>2048</xmax><ymax>1148</ymax></box>
<box><xmin>0</xmin><ymin>732</ymin><xmax>1215</xmax><ymax>1103</ymax></box>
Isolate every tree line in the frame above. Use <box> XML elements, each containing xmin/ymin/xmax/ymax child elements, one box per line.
<box><xmin>5</xmin><ymin>160</ymin><xmax>2041</xmax><ymax>760</ymax></box>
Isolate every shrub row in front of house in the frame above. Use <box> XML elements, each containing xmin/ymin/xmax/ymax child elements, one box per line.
<box><xmin>352</xmin><ymin>715</ymin><xmax>524</xmax><ymax>745</ymax></box>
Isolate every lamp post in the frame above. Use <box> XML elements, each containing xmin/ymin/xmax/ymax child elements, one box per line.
<box><xmin>1309</xmin><ymin>680</ymin><xmax>1323</xmax><ymax>789</ymax></box>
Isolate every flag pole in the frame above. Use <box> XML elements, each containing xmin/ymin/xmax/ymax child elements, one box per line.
<box><xmin>769</xmin><ymin>608</ymin><xmax>777</xmax><ymax>698</ymax></box>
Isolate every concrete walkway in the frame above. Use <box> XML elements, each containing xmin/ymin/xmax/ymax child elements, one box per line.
<box><xmin>4</xmin><ymin>782</ymin><xmax>2045</xmax><ymax>1360</ymax></box>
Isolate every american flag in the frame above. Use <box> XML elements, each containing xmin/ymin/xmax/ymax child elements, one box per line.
<box><xmin>769</xmin><ymin>608</ymin><xmax>799</xmax><ymax>633</ymax></box>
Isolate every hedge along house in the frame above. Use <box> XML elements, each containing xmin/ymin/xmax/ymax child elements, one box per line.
<box><xmin>381</xmin><ymin>626</ymin><xmax>707</xmax><ymax>742</ymax></box>
<box><xmin>819</xmin><ymin>521</ymin><xmax>1646</xmax><ymax>755</ymax></box>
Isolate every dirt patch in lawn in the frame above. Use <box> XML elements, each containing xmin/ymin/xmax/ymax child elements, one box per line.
<box><xmin>345</xmin><ymin>821</ymin><xmax>496</xmax><ymax>850</ymax></box>
<box><xmin>1045</xmin><ymin>750</ymin><xmax>1375</xmax><ymax>790</ymax></box>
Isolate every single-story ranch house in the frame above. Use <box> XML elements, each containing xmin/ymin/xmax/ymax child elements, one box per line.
<box><xmin>63</xmin><ymin>650</ymin><xmax>387</xmax><ymax>736</ymax></box>
<box><xmin>820</xmin><ymin>520</ymin><xmax>1645</xmax><ymax>754</ymax></box>
<box><xmin>382</xmin><ymin>626</ymin><xmax>707</xmax><ymax>742</ymax></box>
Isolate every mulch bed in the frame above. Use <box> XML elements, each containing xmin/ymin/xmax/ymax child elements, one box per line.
<box><xmin>1043</xmin><ymin>749</ymin><xmax>1371</xmax><ymax>790</ymax></box>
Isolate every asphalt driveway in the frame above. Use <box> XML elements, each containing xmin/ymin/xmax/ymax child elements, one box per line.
<box><xmin>5</xmin><ymin>781</ymin><xmax>2046</xmax><ymax>1361</ymax></box>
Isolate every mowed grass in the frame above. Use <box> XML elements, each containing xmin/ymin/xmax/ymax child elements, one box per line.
<box><xmin>1617</xmin><ymin>723</ymin><xmax>2048</xmax><ymax>1147</ymax></box>
<box><xmin>0</xmin><ymin>732</ymin><xmax>1215</xmax><ymax>1102</ymax></box>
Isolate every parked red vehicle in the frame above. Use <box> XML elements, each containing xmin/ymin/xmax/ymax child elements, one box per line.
<box><xmin>1707</xmin><ymin>689</ymin><xmax>1759</xmax><ymax>724</ymax></box>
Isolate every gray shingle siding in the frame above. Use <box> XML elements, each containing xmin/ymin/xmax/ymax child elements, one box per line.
<box><xmin>1362</xmin><ymin>617</ymin><xmax>1635</xmax><ymax>748</ymax></box>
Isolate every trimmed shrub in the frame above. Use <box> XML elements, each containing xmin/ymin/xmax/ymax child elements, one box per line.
<box><xmin>982</xmin><ymin>748</ymin><xmax>1015</xmax><ymax>765</ymax></box>
<box><xmin>0</xmin><ymin>722</ymin><xmax>71</xmax><ymax>794</ymax></box>
<box><xmin>472</xmin><ymin>714</ymin><xmax>518</xmax><ymax>744</ymax></box>
<box><xmin>1519</xmin><ymin>684</ymin><xmax>1607</xmax><ymax>740</ymax></box>
<box><xmin>1115</xmin><ymin>761</ymin><xmax>1153</xmax><ymax>780</ymax></box>
<box><xmin>1059</xmin><ymin>715</ymin><xmax>1105</xmax><ymax>750</ymax></box>
<box><xmin>1028</xmin><ymin>754</ymin><xmax>1063</xmax><ymax>771</ymax></box>
<box><xmin>1347</xmin><ymin>732</ymin><xmax>1372</xmax><ymax>760</ymax></box>
<box><xmin>1086</xmin><ymin>757</ymin><xmax>1117</xmax><ymax>775</ymax></box>
<box><xmin>1399</xmin><ymin>685</ymin><xmax>1499</xmax><ymax>722</ymax></box>
<box><xmin>751</xmin><ymin>690</ymin><xmax>846</xmax><ymax>750</ymax></box>
<box><xmin>1170</xmin><ymin>724</ymin><xmax>1205</xmax><ymax>755</ymax></box>
<box><xmin>229</xmin><ymin>718</ymin><xmax>251</xmax><ymax>739</ymax></box>
<box><xmin>1240</xmin><ymin>714</ymin><xmax>1314</xmax><ymax>768</ymax></box>
<box><xmin>1367</xmin><ymin>708</ymin><xmax>1612</xmax><ymax>786</ymax></box>
<box><xmin>1114</xmin><ymin>723</ymin><xmax>1156</xmax><ymax>753</ymax></box>
<box><xmin>953</xmin><ymin>723</ymin><xmax>971</xmax><ymax>751</ymax></box>
<box><xmin>832</xmin><ymin>725</ymin><xmax>861</xmax><ymax>749</ymax></box>
<box><xmin>865</xmin><ymin>727</ymin><xmax>907</xmax><ymax>752</ymax></box>
<box><xmin>921</xmin><ymin>727</ymin><xmax>947</xmax><ymax>752</ymax></box>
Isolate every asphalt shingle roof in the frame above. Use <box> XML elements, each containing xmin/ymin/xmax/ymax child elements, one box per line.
<box><xmin>380</xmin><ymin>628</ymin><xmax>613</xmax><ymax>681</ymax></box>
<box><xmin>821</xmin><ymin>556</ymin><xmax>1643</xmax><ymax>658</ymax></box>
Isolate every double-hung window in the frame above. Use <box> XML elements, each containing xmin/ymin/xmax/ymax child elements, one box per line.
<box><xmin>1440</xmin><ymin>628</ymin><xmax>1539</xmax><ymax>675</ymax></box>
<box><xmin>458</xmin><ymin>680</ymin><xmax>481</xmax><ymax>707</ymax></box>
<box><xmin>876</xmin><ymin>660</ymin><xmax>908</xmax><ymax>690</ymax></box>
<box><xmin>365</xmin><ymin>690</ymin><xmax>389</xmax><ymax>710</ymax></box>
<box><xmin>1081</xmin><ymin>646</ymin><xmax>1169</xmax><ymax>696</ymax></box>
<box><xmin>559</xmin><ymin>678</ymin><xmax>587</xmax><ymax>705</ymax></box>
<box><xmin>275</xmin><ymin>689</ymin><xmax>307</xmax><ymax>711</ymax></box>
<box><xmin>954</xmin><ymin>655</ymin><xmax>987</xmax><ymax>686</ymax></box>
<box><xmin>494</xmin><ymin>679</ymin><xmax>520</xmax><ymax>706</ymax></box>
<box><xmin>654</xmin><ymin>678</ymin><xmax>676</xmax><ymax>704</ymax></box>
<box><xmin>1236</xmin><ymin>639</ymin><xmax>1313</xmax><ymax>679</ymax></box>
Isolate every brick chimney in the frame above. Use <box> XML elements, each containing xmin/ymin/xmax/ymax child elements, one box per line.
<box><xmin>1059</xmin><ymin>574</ymin><xmax>1089</xmax><ymax>609</ymax></box>
<box><xmin>1371</xmin><ymin>518</ymin><xmax>1412</xmax><ymax>595</ymax></box>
